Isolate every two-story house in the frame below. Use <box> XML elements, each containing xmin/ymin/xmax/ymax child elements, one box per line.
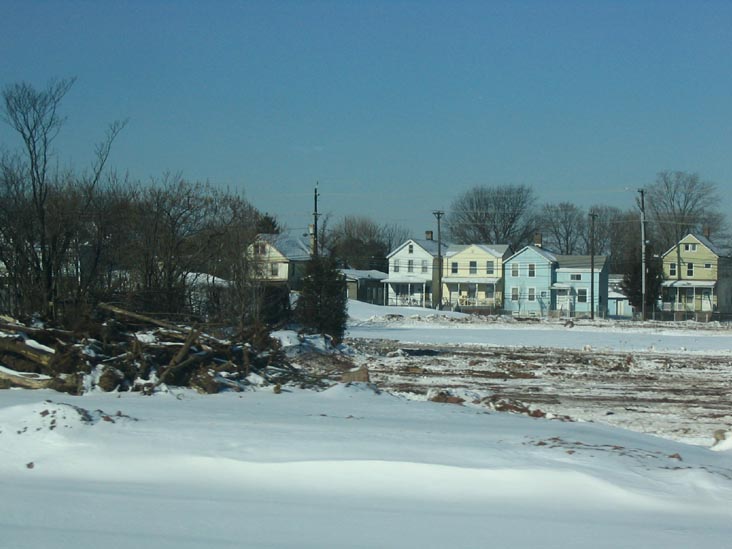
<box><xmin>384</xmin><ymin>234</ymin><xmax>448</xmax><ymax>307</ymax></box>
<box><xmin>503</xmin><ymin>245</ymin><xmax>558</xmax><ymax>317</ymax></box>
<box><xmin>660</xmin><ymin>233</ymin><xmax>732</xmax><ymax>319</ymax></box>
<box><xmin>503</xmin><ymin>246</ymin><xmax>609</xmax><ymax>318</ymax></box>
<box><xmin>249</xmin><ymin>232</ymin><xmax>313</xmax><ymax>290</ymax></box>
<box><xmin>442</xmin><ymin>244</ymin><xmax>510</xmax><ymax>311</ymax></box>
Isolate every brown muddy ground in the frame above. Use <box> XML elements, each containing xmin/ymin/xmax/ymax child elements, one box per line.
<box><xmin>344</xmin><ymin>338</ymin><xmax>732</xmax><ymax>447</ymax></box>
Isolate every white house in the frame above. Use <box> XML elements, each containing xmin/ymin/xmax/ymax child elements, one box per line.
<box><xmin>384</xmin><ymin>234</ymin><xmax>447</xmax><ymax>307</ymax></box>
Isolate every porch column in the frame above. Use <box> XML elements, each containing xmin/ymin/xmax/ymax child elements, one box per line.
<box><xmin>422</xmin><ymin>282</ymin><xmax>426</xmax><ymax>307</ymax></box>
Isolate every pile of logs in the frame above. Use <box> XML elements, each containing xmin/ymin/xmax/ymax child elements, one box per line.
<box><xmin>0</xmin><ymin>303</ymin><xmax>306</xmax><ymax>395</ymax></box>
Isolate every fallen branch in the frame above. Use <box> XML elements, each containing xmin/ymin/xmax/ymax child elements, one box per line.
<box><xmin>98</xmin><ymin>303</ymin><xmax>182</xmax><ymax>331</ymax></box>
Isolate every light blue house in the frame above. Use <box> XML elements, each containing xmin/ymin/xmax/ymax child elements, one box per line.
<box><xmin>554</xmin><ymin>255</ymin><xmax>608</xmax><ymax>318</ymax></box>
<box><xmin>503</xmin><ymin>246</ymin><xmax>558</xmax><ymax>317</ymax></box>
<box><xmin>503</xmin><ymin>246</ymin><xmax>609</xmax><ymax>318</ymax></box>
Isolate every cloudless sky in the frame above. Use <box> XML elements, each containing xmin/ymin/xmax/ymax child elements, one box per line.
<box><xmin>2</xmin><ymin>0</ymin><xmax>732</xmax><ymax>236</ymax></box>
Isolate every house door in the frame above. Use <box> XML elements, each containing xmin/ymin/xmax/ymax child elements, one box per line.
<box><xmin>701</xmin><ymin>288</ymin><xmax>713</xmax><ymax>311</ymax></box>
<box><xmin>555</xmin><ymin>289</ymin><xmax>569</xmax><ymax>315</ymax></box>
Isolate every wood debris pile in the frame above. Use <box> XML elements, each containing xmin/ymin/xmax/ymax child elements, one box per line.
<box><xmin>0</xmin><ymin>303</ymin><xmax>309</xmax><ymax>395</ymax></box>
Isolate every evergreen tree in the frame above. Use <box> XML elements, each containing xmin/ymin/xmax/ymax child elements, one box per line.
<box><xmin>294</xmin><ymin>256</ymin><xmax>348</xmax><ymax>343</ymax></box>
<box><xmin>620</xmin><ymin>243</ymin><xmax>663</xmax><ymax>317</ymax></box>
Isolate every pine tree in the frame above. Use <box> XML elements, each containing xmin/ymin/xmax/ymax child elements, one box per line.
<box><xmin>294</xmin><ymin>256</ymin><xmax>348</xmax><ymax>343</ymax></box>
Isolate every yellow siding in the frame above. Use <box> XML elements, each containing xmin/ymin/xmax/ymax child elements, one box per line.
<box><xmin>663</xmin><ymin>235</ymin><xmax>718</xmax><ymax>282</ymax></box>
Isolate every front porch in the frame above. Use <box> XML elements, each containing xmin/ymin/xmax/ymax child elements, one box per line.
<box><xmin>383</xmin><ymin>279</ymin><xmax>433</xmax><ymax>307</ymax></box>
<box><xmin>443</xmin><ymin>279</ymin><xmax>500</xmax><ymax>310</ymax></box>
<box><xmin>661</xmin><ymin>281</ymin><xmax>716</xmax><ymax>315</ymax></box>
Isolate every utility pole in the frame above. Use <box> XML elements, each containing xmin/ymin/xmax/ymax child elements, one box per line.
<box><xmin>312</xmin><ymin>183</ymin><xmax>320</xmax><ymax>257</ymax></box>
<box><xmin>589</xmin><ymin>210</ymin><xmax>597</xmax><ymax>320</ymax></box>
<box><xmin>638</xmin><ymin>188</ymin><xmax>646</xmax><ymax>321</ymax></box>
<box><xmin>432</xmin><ymin>210</ymin><xmax>444</xmax><ymax>309</ymax></box>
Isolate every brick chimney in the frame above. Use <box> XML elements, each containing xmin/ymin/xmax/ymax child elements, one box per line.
<box><xmin>533</xmin><ymin>231</ymin><xmax>543</xmax><ymax>248</ymax></box>
<box><xmin>425</xmin><ymin>230</ymin><xmax>434</xmax><ymax>241</ymax></box>
<box><xmin>703</xmin><ymin>226</ymin><xmax>711</xmax><ymax>239</ymax></box>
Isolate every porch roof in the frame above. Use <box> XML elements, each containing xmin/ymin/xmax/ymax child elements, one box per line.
<box><xmin>383</xmin><ymin>277</ymin><xmax>429</xmax><ymax>284</ymax></box>
<box><xmin>550</xmin><ymin>282</ymin><xmax>572</xmax><ymax>289</ymax></box>
<box><xmin>444</xmin><ymin>277</ymin><xmax>499</xmax><ymax>284</ymax></box>
<box><xmin>661</xmin><ymin>280</ymin><xmax>716</xmax><ymax>288</ymax></box>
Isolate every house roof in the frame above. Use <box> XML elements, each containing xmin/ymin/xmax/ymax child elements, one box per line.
<box><xmin>556</xmin><ymin>255</ymin><xmax>607</xmax><ymax>270</ymax></box>
<box><xmin>443</xmin><ymin>277</ymin><xmax>500</xmax><ymax>284</ymax></box>
<box><xmin>387</xmin><ymin>238</ymin><xmax>449</xmax><ymax>259</ymax></box>
<box><xmin>661</xmin><ymin>233</ymin><xmax>723</xmax><ymax>259</ymax></box>
<box><xmin>257</xmin><ymin>232</ymin><xmax>312</xmax><ymax>261</ymax></box>
<box><xmin>340</xmin><ymin>269</ymin><xmax>388</xmax><ymax>281</ymax></box>
<box><xmin>445</xmin><ymin>243</ymin><xmax>511</xmax><ymax>258</ymax></box>
<box><xmin>661</xmin><ymin>280</ymin><xmax>716</xmax><ymax>288</ymax></box>
<box><xmin>505</xmin><ymin>245</ymin><xmax>558</xmax><ymax>264</ymax></box>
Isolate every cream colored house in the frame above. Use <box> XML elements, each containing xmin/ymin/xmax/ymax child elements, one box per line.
<box><xmin>442</xmin><ymin>244</ymin><xmax>510</xmax><ymax>311</ymax></box>
<box><xmin>249</xmin><ymin>232</ymin><xmax>313</xmax><ymax>290</ymax></box>
<box><xmin>660</xmin><ymin>233</ymin><xmax>732</xmax><ymax>318</ymax></box>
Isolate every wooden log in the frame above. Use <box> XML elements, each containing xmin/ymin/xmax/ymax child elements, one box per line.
<box><xmin>0</xmin><ymin>369</ymin><xmax>53</xmax><ymax>389</ymax></box>
<box><xmin>97</xmin><ymin>303</ymin><xmax>182</xmax><ymax>331</ymax></box>
<box><xmin>0</xmin><ymin>338</ymin><xmax>54</xmax><ymax>367</ymax></box>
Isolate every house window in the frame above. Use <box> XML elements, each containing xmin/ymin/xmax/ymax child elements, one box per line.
<box><xmin>451</xmin><ymin>262</ymin><xmax>458</xmax><ymax>274</ymax></box>
<box><xmin>577</xmin><ymin>289</ymin><xmax>588</xmax><ymax>303</ymax></box>
<box><xmin>687</xmin><ymin>263</ymin><xmax>694</xmax><ymax>277</ymax></box>
<box><xmin>528</xmin><ymin>263</ymin><xmax>536</xmax><ymax>277</ymax></box>
<box><xmin>407</xmin><ymin>260</ymin><xmax>414</xmax><ymax>273</ymax></box>
<box><xmin>511</xmin><ymin>263</ymin><xmax>519</xmax><ymax>277</ymax></box>
<box><xmin>705</xmin><ymin>263</ymin><xmax>712</xmax><ymax>269</ymax></box>
<box><xmin>255</xmin><ymin>243</ymin><xmax>266</xmax><ymax>255</ymax></box>
<box><xmin>486</xmin><ymin>284</ymin><xmax>495</xmax><ymax>299</ymax></box>
<box><xmin>669</xmin><ymin>263</ymin><xmax>677</xmax><ymax>277</ymax></box>
<box><xmin>684</xmin><ymin>243</ymin><xmax>697</xmax><ymax>252</ymax></box>
<box><xmin>511</xmin><ymin>287</ymin><xmax>519</xmax><ymax>301</ymax></box>
<box><xmin>408</xmin><ymin>244</ymin><xmax>414</xmax><ymax>253</ymax></box>
<box><xmin>393</xmin><ymin>260</ymin><xmax>400</xmax><ymax>273</ymax></box>
<box><xmin>469</xmin><ymin>261</ymin><xmax>477</xmax><ymax>275</ymax></box>
<box><xmin>570</xmin><ymin>273</ymin><xmax>581</xmax><ymax>281</ymax></box>
<box><xmin>528</xmin><ymin>288</ymin><xmax>536</xmax><ymax>301</ymax></box>
<box><xmin>486</xmin><ymin>260</ymin><xmax>495</xmax><ymax>275</ymax></box>
<box><xmin>270</xmin><ymin>263</ymin><xmax>278</xmax><ymax>277</ymax></box>
<box><xmin>421</xmin><ymin>260</ymin><xmax>428</xmax><ymax>273</ymax></box>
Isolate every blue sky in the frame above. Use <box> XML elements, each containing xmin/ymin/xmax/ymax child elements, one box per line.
<box><xmin>2</xmin><ymin>0</ymin><xmax>732</xmax><ymax>236</ymax></box>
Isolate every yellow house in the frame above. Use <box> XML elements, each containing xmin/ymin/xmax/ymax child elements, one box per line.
<box><xmin>660</xmin><ymin>233</ymin><xmax>732</xmax><ymax>317</ymax></box>
<box><xmin>442</xmin><ymin>244</ymin><xmax>511</xmax><ymax>311</ymax></box>
<box><xmin>248</xmin><ymin>233</ymin><xmax>313</xmax><ymax>289</ymax></box>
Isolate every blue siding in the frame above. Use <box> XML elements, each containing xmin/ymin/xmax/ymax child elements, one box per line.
<box><xmin>503</xmin><ymin>247</ymin><xmax>556</xmax><ymax>316</ymax></box>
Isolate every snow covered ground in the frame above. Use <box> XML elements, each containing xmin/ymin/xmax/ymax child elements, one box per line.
<box><xmin>1</xmin><ymin>301</ymin><xmax>732</xmax><ymax>548</ymax></box>
<box><xmin>347</xmin><ymin>301</ymin><xmax>732</xmax><ymax>354</ymax></box>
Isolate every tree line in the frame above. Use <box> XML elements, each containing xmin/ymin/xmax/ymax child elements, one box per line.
<box><xmin>2</xmin><ymin>78</ymin><xmax>728</xmax><ymax>328</ymax></box>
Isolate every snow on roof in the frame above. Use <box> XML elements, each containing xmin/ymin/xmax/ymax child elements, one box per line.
<box><xmin>340</xmin><ymin>269</ymin><xmax>388</xmax><ymax>281</ymax></box>
<box><xmin>388</xmin><ymin>238</ymin><xmax>449</xmax><ymax>258</ymax></box>
<box><xmin>257</xmin><ymin>232</ymin><xmax>312</xmax><ymax>261</ymax></box>
<box><xmin>505</xmin><ymin>245</ymin><xmax>558</xmax><ymax>264</ymax></box>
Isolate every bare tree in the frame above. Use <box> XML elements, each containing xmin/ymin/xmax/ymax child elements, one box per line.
<box><xmin>645</xmin><ymin>171</ymin><xmax>727</xmax><ymax>252</ymax></box>
<box><xmin>326</xmin><ymin>215</ymin><xmax>410</xmax><ymax>270</ymax></box>
<box><xmin>446</xmin><ymin>184</ymin><xmax>537</xmax><ymax>248</ymax></box>
<box><xmin>0</xmin><ymin>78</ymin><xmax>125</xmax><ymax>319</ymax></box>
<box><xmin>539</xmin><ymin>202</ymin><xmax>586</xmax><ymax>254</ymax></box>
